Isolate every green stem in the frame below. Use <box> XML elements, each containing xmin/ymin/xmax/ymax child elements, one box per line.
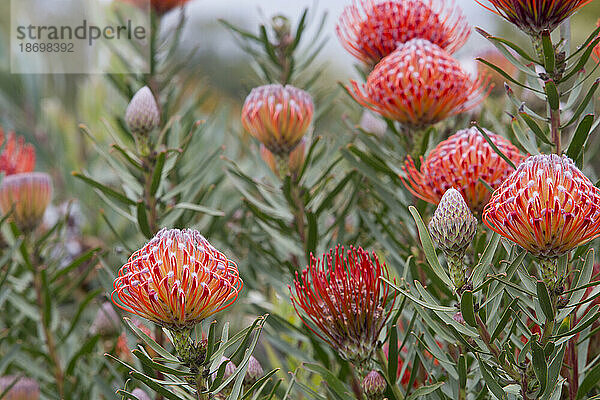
<box><xmin>31</xmin><ymin>242</ymin><xmax>65</xmax><ymax>398</ymax></box>
<box><xmin>475</xmin><ymin>316</ymin><xmax>521</xmax><ymax>383</ymax></box>
<box><xmin>376</xmin><ymin>349</ymin><xmax>404</xmax><ymax>400</ymax></box>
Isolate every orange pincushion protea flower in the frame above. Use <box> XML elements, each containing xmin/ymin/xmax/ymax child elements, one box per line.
<box><xmin>0</xmin><ymin>172</ymin><xmax>52</xmax><ymax>232</ymax></box>
<box><xmin>336</xmin><ymin>0</ymin><xmax>471</xmax><ymax>66</ymax></box>
<box><xmin>348</xmin><ymin>39</ymin><xmax>489</xmax><ymax>128</ymax></box>
<box><xmin>290</xmin><ymin>246</ymin><xmax>396</xmax><ymax>365</ymax></box>
<box><xmin>401</xmin><ymin>127</ymin><xmax>524</xmax><ymax>213</ymax></box>
<box><xmin>112</xmin><ymin>228</ymin><xmax>242</xmax><ymax>330</ymax></box>
<box><xmin>242</xmin><ymin>84</ymin><xmax>314</xmax><ymax>155</ymax></box>
<box><xmin>482</xmin><ymin>154</ymin><xmax>600</xmax><ymax>259</ymax></box>
<box><xmin>0</xmin><ymin>129</ymin><xmax>35</xmax><ymax>176</ymax></box>
<box><xmin>475</xmin><ymin>0</ymin><xmax>593</xmax><ymax>35</ymax></box>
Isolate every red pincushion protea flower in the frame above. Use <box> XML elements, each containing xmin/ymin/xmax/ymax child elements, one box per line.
<box><xmin>482</xmin><ymin>154</ymin><xmax>600</xmax><ymax>259</ymax></box>
<box><xmin>0</xmin><ymin>129</ymin><xmax>35</xmax><ymax>176</ymax></box>
<box><xmin>475</xmin><ymin>0</ymin><xmax>593</xmax><ymax>35</ymax></box>
<box><xmin>0</xmin><ymin>172</ymin><xmax>52</xmax><ymax>232</ymax></box>
<box><xmin>290</xmin><ymin>246</ymin><xmax>396</xmax><ymax>365</ymax></box>
<box><xmin>112</xmin><ymin>228</ymin><xmax>242</xmax><ymax>330</ymax></box>
<box><xmin>401</xmin><ymin>127</ymin><xmax>524</xmax><ymax>213</ymax></box>
<box><xmin>242</xmin><ymin>84</ymin><xmax>314</xmax><ymax>155</ymax></box>
<box><xmin>336</xmin><ymin>0</ymin><xmax>471</xmax><ymax>66</ymax></box>
<box><xmin>348</xmin><ymin>39</ymin><xmax>489</xmax><ymax>128</ymax></box>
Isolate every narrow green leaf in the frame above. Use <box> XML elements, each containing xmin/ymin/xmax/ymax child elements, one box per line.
<box><xmin>478</xmin><ymin>356</ymin><xmax>508</xmax><ymax>400</ymax></box>
<box><xmin>544</xmin><ymin>80</ymin><xmax>560</xmax><ymax>110</ymax></box>
<box><xmin>458</xmin><ymin>355</ymin><xmax>467</xmax><ymax>389</ymax></box>
<box><xmin>72</xmin><ymin>172</ymin><xmax>137</xmax><ymax>206</ymax></box>
<box><xmin>491</xmin><ymin>297</ymin><xmax>519</xmax><ymax>342</ymax></box>
<box><xmin>541</xmin><ymin>31</ymin><xmax>555</xmax><ymax>73</ymax></box>
<box><xmin>136</xmin><ymin>202</ymin><xmax>152</xmax><ymax>239</ymax></box>
<box><xmin>408</xmin><ymin>206</ymin><xmax>453</xmax><ymax>288</ymax></box>
<box><xmin>536</xmin><ymin>281</ymin><xmax>555</xmax><ymax>322</ymax></box>
<box><xmin>531</xmin><ymin>340</ymin><xmax>548</xmax><ymax>396</ymax></box>
<box><xmin>388</xmin><ymin>325</ymin><xmax>399</xmax><ymax>381</ymax></box>
<box><xmin>561</xmin><ymin>79</ymin><xmax>600</xmax><ymax>129</ymax></box>
<box><xmin>150</xmin><ymin>151</ymin><xmax>166</xmax><ymax>196</ymax></box>
<box><xmin>460</xmin><ymin>291</ymin><xmax>477</xmax><ymax>327</ymax></box>
<box><xmin>474</xmin><ymin>125</ymin><xmax>517</xmax><ymax>169</ymax></box>
<box><xmin>567</xmin><ymin>114</ymin><xmax>595</xmax><ymax>162</ymax></box>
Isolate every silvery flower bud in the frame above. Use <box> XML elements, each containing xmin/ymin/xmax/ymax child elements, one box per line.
<box><xmin>428</xmin><ymin>188</ymin><xmax>477</xmax><ymax>255</ymax></box>
<box><xmin>125</xmin><ymin>86</ymin><xmax>160</xmax><ymax>136</ymax></box>
<box><xmin>0</xmin><ymin>376</ymin><xmax>40</xmax><ymax>400</ymax></box>
<box><xmin>90</xmin><ymin>302</ymin><xmax>121</xmax><ymax>337</ymax></box>
<box><xmin>243</xmin><ymin>356</ymin><xmax>263</xmax><ymax>387</ymax></box>
<box><xmin>362</xmin><ymin>370</ymin><xmax>386</xmax><ymax>400</ymax></box>
<box><xmin>131</xmin><ymin>388</ymin><xmax>152</xmax><ymax>400</ymax></box>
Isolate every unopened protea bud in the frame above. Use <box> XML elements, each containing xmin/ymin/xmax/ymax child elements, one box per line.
<box><xmin>429</xmin><ymin>188</ymin><xmax>477</xmax><ymax>289</ymax></box>
<box><xmin>453</xmin><ymin>312</ymin><xmax>465</xmax><ymax>325</ymax></box>
<box><xmin>362</xmin><ymin>370</ymin><xmax>386</xmax><ymax>400</ymax></box>
<box><xmin>125</xmin><ymin>86</ymin><xmax>160</xmax><ymax>136</ymax></box>
<box><xmin>130</xmin><ymin>388</ymin><xmax>152</xmax><ymax>400</ymax></box>
<box><xmin>243</xmin><ymin>356</ymin><xmax>263</xmax><ymax>387</ymax></box>
<box><xmin>0</xmin><ymin>376</ymin><xmax>40</xmax><ymax>400</ymax></box>
<box><xmin>0</xmin><ymin>172</ymin><xmax>52</xmax><ymax>232</ymax></box>
<box><xmin>90</xmin><ymin>302</ymin><xmax>121</xmax><ymax>337</ymax></box>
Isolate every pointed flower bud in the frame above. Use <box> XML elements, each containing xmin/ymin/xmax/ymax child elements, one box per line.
<box><xmin>90</xmin><ymin>302</ymin><xmax>121</xmax><ymax>337</ymax></box>
<box><xmin>242</xmin><ymin>84</ymin><xmax>314</xmax><ymax>155</ymax></box>
<box><xmin>348</xmin><ymin>39</ymin><xmax>489</xmax><ymax>128</ymax></box>
<box><xmin>112</xmin><ymin>228</ymin><xmax>243</xmax><ymax>330</ymax></box>
<box><xmin>476</xmin><ymin>0</ymin><xmax>593</xmax><ymax>36</ymax></box>
<box><xmin>429</xmin><ymin>188</ymin><xmax>478</xmax><ymax>256</ymax></box>
<box><xmin>337</xmin><ymin>0</ymin><xmax>470</xmax><ymax>66</ymax></box>
<box><xmin>125</xmin><ymin>86</ymin><xmax>160</xmax><ymax>136</ymax></box>
<box><xmin>0</xmin><ymin>376</ymin><xmax>40</xmax><ymax>400</ymax></box>
<box><xmin>244</xmin><ymin>356</ymin><xmax>264</xmax><ymax>387</ymax></box>
<box><xmin>0</xmin><ymin>172</ymin><xmax>52</xmax><ymax>232</ymax></box>
<box><xmin>131</xmin><ymin>389</ymin><xmax>152</xmax><ymax>400</ymax></box>
<box><xmin>362</xmin><ymin>370</ymin><xmax>386</xmax><ymax>399</ymax></box>
<box><xmin>429</xmin><ymin>188</ymin><xmax>477</xmax><ymax>289</ymax></box>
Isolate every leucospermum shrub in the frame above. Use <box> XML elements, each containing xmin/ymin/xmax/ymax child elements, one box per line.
<box><xmin>2</xmin><ymin>0</ymin><xmax>600</xmax><ymax>399</ymax></box>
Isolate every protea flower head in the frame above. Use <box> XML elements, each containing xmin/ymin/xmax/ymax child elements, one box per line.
<box><xmin>336</xmin><ymin>0</ymin><xmax>470</xmax><ymax>66</ymax></box>
<box><xmin>362</xmin><ymin>370</ymin><xmax>387</xmax><ymax>400</ymax></box>
<box><xmin>125</xmin><ymin>86</ymin><xmax>160</xmax><ymax>136</ymax></box>
<box><xmin>475</xmin><ymin>0</ymin><xmax>593</xmax><ymax>36</ymax></box>
<box><xmin>290</xmin><ymin>246</ymin><xmax>396</xmax><ymax>366</ymax></box>
<box><xmin>242</xmin><ymin>84</ymin><xmax>314</xmax><ymax>155</ymax></box>
<box><xmin>0</xmin><ymin>376</ymin><xmax>40</xmax><ymax>400</ymax></box>
<box><xmin>0</xmin><ymin>130</ymin><xmax>35</xmax><ymax>176</ymax></box>
<box><xmin>483</xmin><ymin>155</ymin><xmax>600</xmax><ymax>281</ymax></box>
<box><xmin>429</xmin><ymin>188</ymin><xmax>478</xmax><ymax>288</ymax></box>
<box><xmin>112</xmin><ymin>228</ymin><xmax>242</xmax><ymax>330</ymax></box>
<box><xmin>0</xmin><ymin>172</ymin><xmax>52</xmax><ymax>232</ymax></box>
<box><xmin>401</xmin><ymin>127</ymin><xmax>525</xmax><ymax>213</ymax></box>
<box><xmin>348</xmin><ymin>39</ymin><xmax>489</xmax><ymax>128</ymax></box>
<box><xmin>260</xmin><ymin>138</ymin><xmax>306</xmax><ymax>178</ymax></box>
